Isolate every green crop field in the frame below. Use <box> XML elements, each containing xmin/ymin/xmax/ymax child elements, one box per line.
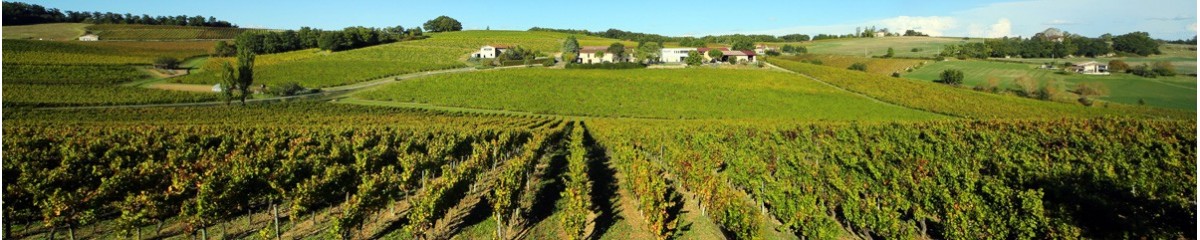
<box><xmin>768</xmin><ymin>36</ymin><xmax>982</xmax><ymax>58</ymax></box>
<box><xmin>85</xmin><ymin>24</ymin><xmax>260</xmax><ymax>40</ymax></box>
<box><xmin>905</xmin><ymin>59</ymin><xmax>1197</xmax><ymax>110</ymax></box>
<box><xmin>177</xmin><ymin>30</ymin><xmax>635</xmax><ymax>88</ymax></box>
<box><xmin>353</xmin><ymin>68</ymin><xmax>946</xmax><ymax>120</ymax></box>
<box><xmin>765</xmin><ymin>57</ymin><xmax>1191</xmax><ymax>119</ymax></box>
<box><xmin>1</xmin><ymin>23</ymin><xmax>91</xmax><ymax>40</ymax></box>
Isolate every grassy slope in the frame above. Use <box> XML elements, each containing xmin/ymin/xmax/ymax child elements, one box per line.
<box><xmin>777</xmin><ymin>54</ymin><xmax>929</xmax><ymax>76</ymax></box>
<box><xmin>177</xmin><ymin>30</ymin><xmax>637</xmax><ymax>88</ymax></box>
<box><xmin>2</xmin><ymin>23</ymin><xmax>90</xmax><ymax>40</ymax></box>
<box><xmin>765</xmin><ymin>57</ymin><xmax>1192</xmax><ymax>119</ymax></box>
<box><xmin>353</xmin><ymin>68</ymin><xmax>947</xmax><ymax>120</ymax></box>
<box><xmin>767</xmin><ymin>37</ymin><xmax>983</xmax><ymax>58</ymax></box>
<box><xmin>905</xmin><ymin>59</ymin><xmax>1197</xmax><ymax>110</ymax></box>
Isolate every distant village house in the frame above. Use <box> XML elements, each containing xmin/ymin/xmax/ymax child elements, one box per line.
<box><xmin>577</xmin><ymin>46</ymin><xmax>636</xmax><ymax>64</ymax></box>
<box><xmin>472</xmin><ymin>45</ymin><xmax>509</xmax><ymax>58</ymax></box>
<box><xmin>79</xmin><ymin>34</ymin><xmax>99</xmax><ymax>41</ymax></box>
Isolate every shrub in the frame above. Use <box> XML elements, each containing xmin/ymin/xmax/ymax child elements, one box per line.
<box><xmin>1014</xmin><ymin>75</ymin><xmax>1039</xmax><ymax>97</ymax></box>
<box><xmin>936</xmin><ymin>69</ymin><xmax>964</xmax><ymax>85</ymax></box>
<box><xmin>911</xmin><ymin>48</ymin><xmax>921</xmax><ymax>52</ymax></box>
<box><xmin>154</xmin><ymin>57</ymin><xmax>180</xmax><ymax>69</ymax></box>
<box><xmin>728</xmin><ymin>58</ymin><xmax>738</xmax><ymax>65</ymax></box>
<box><xmin>685</xmin><ymin>50</ymin><xmax>703</xmax><ymax>66</ymax></box>
<box><xmin>755</xmin><ymin>61</ymin><xmax>765</xmax><ymax>68</ymax></box>
<box><xmin>542</xmin><ymin>58</ymin><xmax>556</xmax><ymax>67</ymax></box>
<box><xmin>1107</xmin><ymin>60</ymin><xmax>1129</xmax><ymax>72</ymax></box>
<box><xmin>891</xmin><ymin>72</ymin><xmax>901</xmax><ymax>78</ymax></box>
<box><xmin>847</xmin><ymin>62</ymin><xmax>867</xmax><ymax>72</ymax></box>
<box><xmin>1151</xmin><ymin>61</ymin><xmax>1176</xmax><ymax>76</ymax></box>
<box><xmin>564</xmin><ymin>62</ymin><xmax>646</xmax><ymax>69</ymax></box>
<box><xmin>1130</xmin><ymin>64</ymin><xmax>1157</xmax><ymax>78</ymax></box>
<box><xmin>268</xmin><ymin>82</ymin><xmax>306</xmax><ymax>96</ymax></box>
<box><xmin>765</xmin><ymin>50</ymin><xmax>781</xmax><ymax>56</ymax></box>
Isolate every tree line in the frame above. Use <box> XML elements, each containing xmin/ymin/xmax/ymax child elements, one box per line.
<box><xmin>212</xmin><ymin>26</ymin><xmax>425</xmax><ymax>56</ymax></box>
<box><xmin>940</xmin><ymin>31</ymin><xmax>1162</xmax><ymax>59</ymax></box>
<box><xmin>2</xmin><ymin>1</ymin><xmax>235</xmax><ymax>27</ymax></box>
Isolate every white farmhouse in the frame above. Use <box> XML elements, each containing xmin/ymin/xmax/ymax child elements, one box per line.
<box><xmin>79</xmin><ymin>34</ymin><xmax>99</xmax><ymax>41</ymax></box>
<box><xmin>1069</xmin><ymin>61</ymin><xmax>1109</xmax><ymax>75</ymax></box>
<box><xmin>578</xmin><ymin>46</ymin><xmax>636</xmax><ymax>64</ymax></box>
<box><xmin>472</xmin><ymin>45</ymin><xmax>510</xmax><ymax>59</ymax></box>
<box><xmin>660</xmin><ymin>48</ymin><xmax>697</xmax><ymax>63</ymax></box>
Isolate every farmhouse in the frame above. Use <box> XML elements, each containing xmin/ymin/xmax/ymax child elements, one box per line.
<box><xmin>660</xmin><ymin>48</ymin><xmax>696</xmax><ymax>63</ymax></box>
<box><xmin>78</xmin><ymin>34</ymin><xmax>99</xmax><ymax>41</ymax></box>
<box><xmin>1068</xmin><ymin>61</ymin><xmax>1109</xmax><ymax>75</ymax></box>
<box><xmin>754</xmin><ymin>45</ymin><xmax>776</xmax><ymax>55</ymax></box>
<box><xmin>472</xmin><ymin>45</ymin><xmax>509</xmax><ymax>59</ymax></box>
<box><xmin>578</xmin><ymin>46</ymin><xmax>635</xmax><ymax>63</ymax></box>
<box><xmin>698</xmin><ymin>47</ymin><xmax>757</xmax><ymax>63</ymax></box>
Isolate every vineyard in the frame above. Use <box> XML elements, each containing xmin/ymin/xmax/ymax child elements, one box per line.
<box><xmin>3</xmin><ymin>39</ymin><xmax>214</xmax><ymax>65</ymax></box>
<box><xmin>764</xmin><ymin>57</ymin><xmax>1193</xmax><ymax>119</ymax></box>
<box><xmin>353</xmin><ymin>68</ymin><xmax>946</xmax><ymax>120</ymax></box>
<box><xmin>2</xmin><ymin>64</ymin><xmax>221</xmax><ymax>107</ymax></box>
<box><xmin>588</xmin><ymin>118</ymin><xmax>1196</xmax><ymax>239</ymax></box>
<box><xmin>4</xmin><ymin>102</ymin><xmax>1194</xmax><ymax>239</ymax></box>
<box><xmin>86</xmin><ymin>24</ymin><xmax>259</xmax><ymax>40</ymax></box>
<box><xmin>775</xmin><ymin>55</ymin><xmax>928</xmax><ymax>76</ymax></box>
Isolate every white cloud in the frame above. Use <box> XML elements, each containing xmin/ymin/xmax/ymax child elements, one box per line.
<box><xmin>878</xmin><ymin>16</ymin><xmax>958</xmax><ymax>37</ymax></box>
<box><xmin>1190</xmin><ymin>22</ymin><xmax>1197</xmax><ymax>33</ymax></box>
<box><xmin>988</xmin><ymin>18</ymin><xmax>1014</xmax><ymax>38</ymax></box>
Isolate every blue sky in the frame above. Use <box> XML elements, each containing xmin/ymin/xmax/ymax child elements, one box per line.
<box><xmin>24</xmin><ymin>0</ymin><xmax>1199</xmax><ymax>40</ymax></box>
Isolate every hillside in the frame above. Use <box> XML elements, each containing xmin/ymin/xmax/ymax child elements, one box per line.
<box><xmin>768</xmin><ymin>36</ymin><xmax>981</xmax><ymax>58</ymax></box>
<box><xmin>178</xmin><ymin>30</ymin><xmax>635</xmax><ymax>88</ymax></box>
<box><xmin>352</xmin><ymin>68</ymin><xmax>947</xmax><ymax>120</ymax></box>
<box><xmin>905</xmin><ymin>59</ymin><xmax>1197</xmax><ymax>110</ymax></box>
<box><xmin>1</xmin><ymin>23</ymin><xmax>90</xmax><ymax>40</ymax></box>
<box><xmin>86</xmin><ymin>24</ymin><xmax>259</xmax><ymax>40</ymax></box>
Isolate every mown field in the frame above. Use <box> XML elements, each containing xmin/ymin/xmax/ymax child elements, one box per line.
<box><xmin>353</xmin><ymin>68</ymin><xmax>946</xmax><ymax>120</ymax></box>
<box><xmin>86</xmin><ymin>24</ymin><xmax>259</xmax><ymax>40</ymax></box>
<box><xmin>177</xmin><ymin>30</ymin><xmax>637</xmax><ymax>88</ymax></box>
<box><xmin>1</xmin><ymin>23</ymin><xmax>90</xmax><ymax>40</ymax></box>
<box><xmin>764</xmin><ymin>57</ymin><xmax>1192</xmax><ymax>119</ymax></box>
<box><xmin>776</xmin><ymin>54</ymin><xmax>928</xmax><ymax>76</ymax></box>
<box><xmin>904</xmin><ymin>60</ymin><xmax>1197</xmax><ymax>110</ymax></box>
<box><xmin>768</xmin><ymin>37</ymin><xmax>982</xmax><ymax>58</ymax></box>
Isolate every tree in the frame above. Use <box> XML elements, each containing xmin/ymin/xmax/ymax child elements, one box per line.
<box><xmin>607</xmin><ymin>43</ymin><xmax>626</xmax><ymax>60</ymax></box>
<box><xmin>1108</xmin><ymin>60</ymin><xmax>1129</xmax><ymax>72</ymax></box>
<box><xmin>562</xmin><ymin>52</ymin><xmax>578</xmax><ymax>64</ymax></box>
<box><xmin>848</xmin><ymin>62</ymin><xmax>868</xmax><ymax>72</ymax></box>
<box><xmin>219</xmin><ymin>61</ymin><xmax>237</xmax><ymax>104</ymax></box>
<box><xmin>635</xmin><ymin>41</ymin><xmax>663</xmax><ymax>63</ymax></box>
<box><xmin>234</xmin><ymin>35</ymin><xmax>257</xmax><ymax>104</ymax></box>
<box><xmin>707</xmin><ymin>49</ymin><xmax>723</xmax><ymax>63</ymax></box>
<box><xmin>318</xmin><ymin>31</ymin><xmax>346</xmax><ymax>51</ymax></box>
<box><xmin>213</xmin><ymin>41</ymin><xmax>236</xmax><ymax>57</ymax></box>
<box><xmin>422</xmin><ymin>16</ymin><xmax>462</xmax><ymax>32</ymax></box>
<box><xmin>562</xmin><ymin>36</ymin><xmax>580</xmax><ymax>53</ymax></box>
<box><xmin>730</xmin><ymin>40</ymin><xmax>754</xmax><ymax>51</ymax></box>
<box><xmin>1130</xmin><ymin>64</ymin><xmax>1157</xmax><ymax>78</ymax></box>
<box><xmin>936</xmin><ymin>69</ymin><xmax>964</xmax><ymax>85</ymax></box>
<box><xmin>884</xmin><ymin>47</ymin><xmax>895</xmax><ymax>58</ymax></box>
<box><xmin>685</xmin><ymin>50</ymin><xmax>703</xmax><ymax>66</ymax></box>
<box><xmin>153</xmin><ymin>57</ymin><xmax>179</xmax><ymax>69</ymax></box>
<box><xmin>1112</xmin><ymin>32</ymin><xmax>1161</xmax><ymax>56</ymax></box>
